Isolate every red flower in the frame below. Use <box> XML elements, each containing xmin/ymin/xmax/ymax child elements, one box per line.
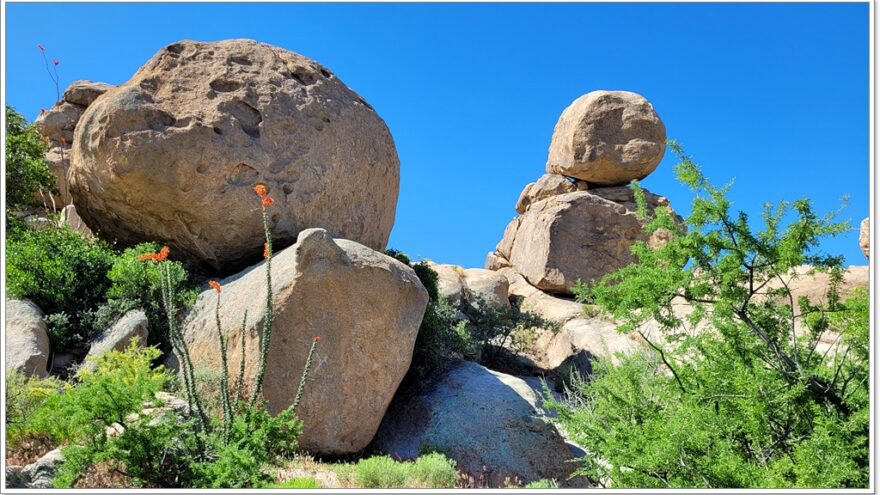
<box><xmin>39</xmin><ymin>108</ymin><xmax>47</xmax><ymax>115</ymax></box>
<box><xmin>314</xmin><ymin>336</ymin><xmax>321</xmax><ymax>342</ymax></box>
<box><xmin>59</xmin><ymin>136</ymin><xmax>67</xmax><ymax>146</ymax></box>
<box><xmin>157</xmin><ymin>246</ymin><xmax>170</xmax><ymax>261</ymax></box>
<box><xmin>262</xmin><ymin>196</ymin><xmax>275</xmax><ymax>207</ymax></box>
<box><xmin>263</xmin><ymin>242</ymin><xmax>270</xmax><ymax>259</ymax></box>
<box><xmin>52</xmin><ymin>58</ymin><xmax>60</xmax><ymax>66</ymax></box>
<box><xmin>37</xmin><ymin>44</ymin><xmax>45</xmax><ymax>52</ymax></box>
<box><xmin>254</xmin><ymin>184</ymin><xmax>267</xmax><ymax>198</ymax></box>
<box><xmin>138</xmin><ymin>253</ymin><xmax>158</xmax><ymax>262</ymax></box>
<box><xmin>209</xmin><ymin>280</ymin><xmax>221</xmax><ymax>294</ymax></box>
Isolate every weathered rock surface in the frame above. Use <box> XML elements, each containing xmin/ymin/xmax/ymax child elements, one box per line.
<box><xmin>860</xmin><ymin>217</ymin><xmax>870</xmax><ymax>259</ymax></box>
<box><xmin>462</xmin><ymin>268</ymin><xmax>510</xmax><ymax>310</ymax></box>
<box><xmin>10</xmin><ymin>449</ymin><xmax>64</xmax><ymax>489</ymax></box>
<box><xmin>34</xmin><ymin>81</ymin><xmax>113</xmax><ymax>206</ymax></box>
<box><xmin>484</xmin><ymin>251</ymin><xmax>511</xmax><ymax>271</ymax></box>
<box><xmin>515</xmin><ymin>174</ymin><xmax>587</xmax><ymax>214</ymax></box>
<box><xmin>60</xmin><ymin>204</ymin><xmax>93</xmax><ymax>236</ymax></box>
<box><xmin>86</xmin><ymin>310</ymin><xmax>149</xmax><ymax>360</ymax></box>
<box><xmin>546</xmin><ymin>90</ymin><xmax>666</xmax><ymax>185</ymax></box>
<box><xmin>5</xmin><ymin>299</ymin><xmax>50</xmax><ymax>378</ymax></box>
<box><xmin>181</xmin><ymin>228</ymin><xmax>428</xmax><ymax>454</ymax></box>
<box><xmin>69</xmin><ymin>39</ymin><xmax>400</xmax><ymax>272</ymax></box>
<box><xmin>425</xmin><ymin>262</ymin><xmax>510</xmax><ymax>310</ymax></box>
<box><xmin>373</xmin><ymin>360</ymin><xmax>584</xmax><ymax>487</ymax></box>
<box><xmin>497</xmin><ymin>186</ymin><xmax>677</xmax><ymax>294</ymax></box>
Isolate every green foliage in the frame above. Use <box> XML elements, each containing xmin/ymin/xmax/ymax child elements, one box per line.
<box><xmin>465</xmin><ymin>296</ymin><xmax>558</xmax><ymax>361</ymax></box>
<box><xmin>107</xmin><ymin>242</ymin><xmax>198</xmax><ymax>348</ymax></box>
<box><xmin>5</xmin><ymin>106</ymin><xmax>55</xmax><ymax>211</ymax></box>
<box><xmin>5</xmin><ymin>372</ymin><xmax>65</xmax><ymax>449</ymax></box>
<box><xmin>337</xmin><ymin>453</ymin><xmax>458</xmax><ymax>488</ymax></box>
<box><xmin>523</xmin><ymin>478</ymin><xmax>559</xmax><ymax>488</ymax></box>
<box><xmin>265</xmin><ymin>477</ymin><xmax>322</xmax><ymax>488</ymax></box>
<box><xmin>550</xmin><ymin>143</ymin><xmax>868</xmax><ymax>488</ymax></box>
<box><xmin>6</xmin><ymin>225</ymin><xmax>117</xmax><ymax>351</ymax></box>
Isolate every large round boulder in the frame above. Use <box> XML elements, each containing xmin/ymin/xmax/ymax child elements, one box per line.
<box><xmin>5</xmin><ymin>299</ymin><xmax>50</xmax><ymax>378</ymax></box>
<box><xmin>69</xmin><ymin>39</ymin><xmax>399</xmax><ymax>272</ymax></box>
<box><xmin>546</xmin><ymin>91</ymin><xmax>666</xmax><ymax>185</ymax></box>
<box><xmin>181</xmin><ymin>228</ymin><xmax>428</xmax><ymax>454</ymax></box>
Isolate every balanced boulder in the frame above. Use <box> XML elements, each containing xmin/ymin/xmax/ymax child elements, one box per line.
<box><xmin>546</xmin><ymin>91</ymin><xmax>666</xmax><ymax>186</ymax></box>
<box><xmin>69</xmin><ymin>39</ymin><xmax>400</xmax><ymax>272</ymax></box>
<box><xmin>373</xmin><ymin>360</ymin><xmax>583</xmax><ymax>487</ymax></box>
<box><xmin>181</xmin><ymin>228</ymin><xmax>428</xmax><ymax>454</ymax></box>
<box><xmin>5</xmin><ymin>299</ymin><xmax>50</xmax><ymax>378</ymax></box>
<box><xmin>496</xmin><ymin>186</ymin><xmax>677</xmax><ymax>294</ymax></box>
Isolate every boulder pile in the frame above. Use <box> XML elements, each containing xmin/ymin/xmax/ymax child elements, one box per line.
<box><xmin>485</xmin><ymin>90</ymin><xmax>678</xmax><ymax>295</ymax></box>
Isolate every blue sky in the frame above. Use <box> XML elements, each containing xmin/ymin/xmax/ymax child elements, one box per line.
<box><xmin>5</xmin><ymin>2</ymin><xmax>870</xmax><ymax>268</ymax></box>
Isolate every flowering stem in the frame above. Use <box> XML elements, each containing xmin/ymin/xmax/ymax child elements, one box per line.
<box><xmin>249</xmin><ymin>206</ymin><xmax>274</xmax><ymax>404</ymax></box>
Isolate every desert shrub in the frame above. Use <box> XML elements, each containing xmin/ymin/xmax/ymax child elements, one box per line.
<box><xmin>5</xmin><ymin>371</ymin><xmax>66</xmax><ymax>450</ymax></box>
<box><xmin>5</xmin><ymin>106</ymin><xmax>55</xmax><ymax>212</ymax></box>
<box><xmin>6</xmin><ymin>225</ymin><xmax>118</xmax><ymax>351</ymax></box>
<box><xmin>465</xmin><ymin>296</ymin><xmax>557</xmax><ymax>362</ymax></box>
<box><xmin>523</xmin><ymin>478</ymin><xmax>558</xmax><ymax>488</ymax></box>
<box><xmin>338</xmin><ymin>453</ymin><xmax>458</xmax><ymax>488</ymax></box>
<box><xmin>106</xmin><ymin>242</ymin><xmax>199</xmax><ymax>348</ymax></box>
<box><xmin>548</xmin><ymin>143</ymin><xmax>869</xmax><ymax>488</ymax></box>
<box><xmin>265</xmin><ymin>477</ymin><xmax>322</xmax><ymax>488</ymax></box>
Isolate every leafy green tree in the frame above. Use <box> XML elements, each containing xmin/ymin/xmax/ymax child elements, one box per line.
<box><xmin>5</xmin><ymin>106</ymin><xmax>55</xmax><ymax>211</ymax></box>
<box><xmin>553</xmin><ymin>142</ymin><xmax>868</xmax><ymax>488</ymax></box>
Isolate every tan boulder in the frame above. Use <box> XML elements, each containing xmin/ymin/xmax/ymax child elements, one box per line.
<box><xmin>860</xmin><ymin>217</ymin><xmax>869</xmax><ymax>259</ymax></box>
<box><xmin>484</xmin><ymin>251</ymin><xmax>511</xmax><ymax>271</ymax></box>
<box><xmin>86</xmin><ymin>310</ymin><xmax>148</xmax><ymax>360</ymax></box>
<box><xmin>514</xmin><ymin>173</ymin><xmax>588</xmax><ymax>214</ymax></box>
<box><xmin>35</xmin><ymin>102</ymin><xmax>82</xmax><ymax>146</ymax></box>
<box><xmin>426</xmin><ymin>262</ymin><xmax>467</xmax><ymax>306</ymax></box>
<box><xmin>42</xmin><ymin>147</ymin><xmax>71</xmax><ymax>206</ymax></box>
<box><xmin>62</xmin><ymin>80</ymin><xmax>114</xmax><ymax>107</ymax></box>
<box><xmin>181</xmin><ymin>228</ymin><xmax>428</xmax><ymax>454</ymax></box>
<box><xmin>462</xmin><ymin>268</ymin><xmax>510</xmax><ymax>310</ymax></box>
<box><xmin>69</xmin><ymin>39</ymin><xmax>400</xmax><ymax>273</ymax></box>
<box><xmin>5</xmin><ymin>299</ymin><xmax>50</xmax><ymax>378</ymax></box>
<box><xmin>497</xmin><ymin>186</ymin><xmax>677</xmax><ymax>294</ymax></box>
<box><xmin>546</xmin><ymin>91</ymin><xmax>666</xmax><ymax>185</ymax></box>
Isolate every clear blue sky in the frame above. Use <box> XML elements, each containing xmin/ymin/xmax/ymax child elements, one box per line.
<box><xmin>5</xmin><ymin>2</ymin><xmax>870</xmax><ymax>268</ymax></box>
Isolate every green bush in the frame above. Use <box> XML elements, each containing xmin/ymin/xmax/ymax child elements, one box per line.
<box><xmin>5</xmin><ymin>106</ymin><xmax>55</xmax><ymax>211</ymax></box>
<box><xmin>106</xmin><ymin>242</ymin><xmax>199</xmax><ymax>348</ymax></box>
<box><xmin>6</xmin><ymin>225</ymin><xmax>118</xmax><ymax>351</ymax></box>
<box><xmin>265</xmin><ymin>477</ymin><xmax>322</xmax><ymax>488</ymax></box>
<box><xmin>5</xmin><ymin>371</ymin><xmax>66</xmax><ymax>449</ymax></box>
<box><xmin>338</xmin><ymin>453</ymin><xmax>458</xmax><ymax>488</ymax></box>
<box><xmin>523</xmin><ymin>479</ymin><xmax>558</xmax><ymax>488</ymax></box>
<box><xmin>548</xmin><ymin>143</ymin><xmax>869</xmax><ymax>488</ymax></box>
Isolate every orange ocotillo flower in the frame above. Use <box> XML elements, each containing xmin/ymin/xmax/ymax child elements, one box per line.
<box><xmin>52</xmin><ymin>58</ymin><xmax>60</xmax><ymax>66</ymax></box>
<box><xmin>263</xmin><ymin>242</ymin><xmax>270</xmax><ymax>259</ymax></box>
<box><xmin>37</xmin><ymin>44</ymin><xmax>45</xmax><ymax>52</ymax></box>
<box><xmin>138</xmin><ymin>246</ymin><xmax>170</xmax><ymax>262</ymax></box>
<box><xmin>209</xmin><ymin>280</ymin><xmax>222</xmax><ymax>294</ymax></box>
<box><xmin>262</xmin><ymin>196</ymin><xmax>274</xmax><ymax>207</ymax></box>
<box><xmin>254</xmin><ymin>184</ymin><xmax>267</xmax><ymax>198</ymax></box>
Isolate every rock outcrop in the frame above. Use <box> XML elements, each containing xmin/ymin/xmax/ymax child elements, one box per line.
<box><xmin>515</xmin><ymin>174</ymin><xmax>587</xmax><ymax>214</ymax></box>
<box><xmin>496</xmin><ymin>187</ymin><xmax>677</xmax><ymax>294</ymax></box>
<box><xmin>69</xmin><ymin>39</ymin><xmax>400</xmax><ymax>272</ymax></box>
<box><xmin>5</xmin><ymin>299</ymin><xmax>50</xmax><ymax>378</ymax></box>
<box><xmin>546</xmin><ymin>90</ymin><xmax>666</xmax><ymax>186</ymax></box>
<box><xmin>860</xmin><ymin>217</ymin><xmax>869</xmax><ymax>259</ymax></box>
<box><xmin>373</xmin><ymin>360</ymin><xmax>585</xmax><ymax>487</ymax></box>
<box><xmin>426</xmin><ymin>262</ymin><xmax>510</xmax><ymax>310</ymax></box>
<box><xmin>60</xmin><ymin>204</ymin><xmax>93</xmax><ymax>237</ymax></box>
<box><xmin>181</xmin><ymin>228</ymin><xmax>428</xmax><ymax>454</ymax></box>
<box><xmin>35</xmin><ymin>80</ymin><xmax>113</xmax><ymax>206</ymax></box>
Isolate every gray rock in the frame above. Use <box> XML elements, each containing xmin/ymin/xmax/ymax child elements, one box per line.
<box><xmin>86</xmin><ymin>310</ymin><xmax>149</xmax><ymax>360</ymax></box>
<box><xmin>5</xmin><ymin>299</ymin><xmax>50</xmax><ymax>377</ymax></box>
<box><xmin>374</xmin><ymin>360</ymin><xmax>583</xmax><ymax>487</ymax></box>
<box><xmin>19</xmin><ymin>448</ymin><xmax>64</xmax><ymax>489</ymax></box>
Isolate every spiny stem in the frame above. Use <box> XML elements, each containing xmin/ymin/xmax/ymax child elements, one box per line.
<box><xmin>249</xmin><ymin>206</ymin><xmax>274</xmax><ymax>403</ymax></box>
<box><xmin>234</xmin><ymin>309</ymin><xmax>248</xmax><ymax>401</ymax></box>
<box><xmin>291</xmin><ymin>338</ymin><xmax>319</xmax><ymax>413</ymax></box>
<box><xmin>215</xmin><ymin>293</ymin><xmax>233</xmax><ymax>444</ymax></box>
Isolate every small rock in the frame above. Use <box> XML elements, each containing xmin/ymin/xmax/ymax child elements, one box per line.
<box><xmin>426</xmin><ymin>262</ymin><xmax>467</xmax><ymax>306</ymax></box>
<box><xmin>62</xmin><ymin>80</ymin><xmax>113</xmax><ymax>107</ymax></box>
<box><xmin>5</xmin><ymin>299</ymin><xmax>50</xmax><ymax>378</ymax></box>
<box><xmin>515</xmin><ymin>174</ymin><xmax>587</xmax><ymax>214</ymax></box>
<box><xmin>462</xmin><ymin>268</ymin><xmax>510</xmax><ymax>310</ymax></box>
<box><xmin>484</xmin><ymin>251</ymin><xmax>511</xmax><ymax>271</ymax></box>
<box><xmin>19</xmin><ymin>448</ymin><xmax>64</xmax><ymax>489</ymax></box>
